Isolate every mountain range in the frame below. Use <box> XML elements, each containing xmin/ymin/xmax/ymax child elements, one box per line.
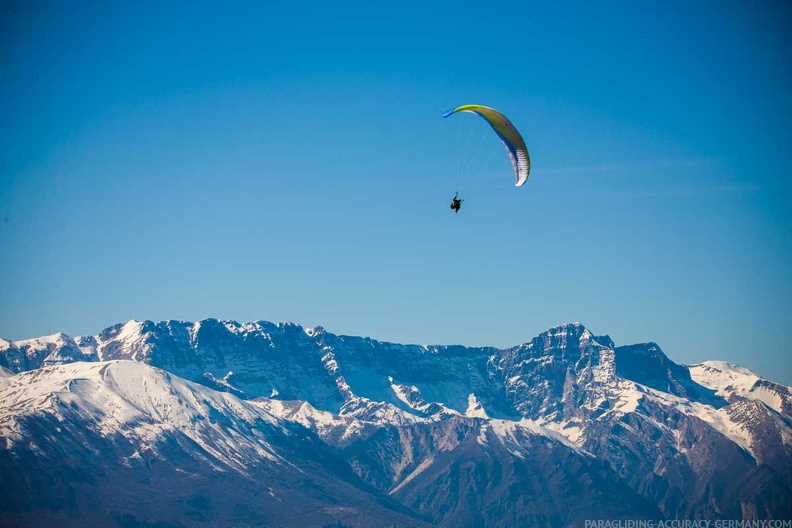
<box><xmin>1</xmin><ymin>319</ymin><xmax>790</xmax><ymax>527</ymax></box>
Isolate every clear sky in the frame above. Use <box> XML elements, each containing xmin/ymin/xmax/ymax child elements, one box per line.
<box><xmin>2</xmin><ymin>1</ymin><xmax>791</xmax><ymax>384</ymax></box>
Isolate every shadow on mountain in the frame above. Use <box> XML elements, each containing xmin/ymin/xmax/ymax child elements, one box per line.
<box><xmin>614</xmin><ymin>343</ymin><xmax>727</xmax><ymax>408</ymax></box>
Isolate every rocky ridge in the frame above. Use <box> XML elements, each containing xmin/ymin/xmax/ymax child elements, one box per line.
<box><xmin>1</xmin><ymin>320</ymin><xmax>790</xmax><ymax>526</ymax></box>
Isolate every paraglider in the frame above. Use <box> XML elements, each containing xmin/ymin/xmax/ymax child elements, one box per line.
<box><xmin>442</xmin><ymin>104</ymin><xmax>530</xmax><ymax>187</ymax></box>
<box><xmin>450</xmin><ymin>192</ymin><xmax>463</xmax><ymax>213</ymax></box>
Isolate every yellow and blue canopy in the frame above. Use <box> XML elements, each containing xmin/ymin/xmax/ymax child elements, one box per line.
<box><xmin>442</xmin><ymin>104</ymin><xmax>530</xmax><ymax>187</ymax></box>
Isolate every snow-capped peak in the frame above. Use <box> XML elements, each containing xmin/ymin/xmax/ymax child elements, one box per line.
<box><xmin>689</xmin><ymin>360</ymin><xmax>791</xmax><ymax>416</ymax></box>
<box><xmin>0</xmin><ymin>360</ymin><xmax>290</xmax><ymax>474</ymax></box>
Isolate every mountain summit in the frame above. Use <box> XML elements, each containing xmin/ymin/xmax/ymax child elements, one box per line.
<box><xmin>1</xmin><ymin>320</ymin><xmax>790</xmax><ymax>527</ymax></box>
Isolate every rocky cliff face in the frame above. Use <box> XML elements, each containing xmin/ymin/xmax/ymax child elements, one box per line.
<box><xmin>1</xmin><ymin>320</ymin><xmax>790</xmax><ymax>526</ymax></box>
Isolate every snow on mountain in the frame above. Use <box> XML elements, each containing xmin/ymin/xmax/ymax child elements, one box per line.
<box><xmin>465</xmin><ymin>393</ymin><xmax>489</xmax><ymax>418</ymax></box>
<box><xmin>4</xmin><ymin>319</ymin><xmax>790</xmax><ymax>457</ymax></box>
<box><xmin>2</xmin><ymin>319</ymin><xmax>792</xmax><ymax>525</ymax></box>
<box><xmin>630</xmin><ymin>381</ymin><xmax>756</xmax><ymax>453</ymax></box>
<box><xmin>0</xmin><ymin>360</ymin><xmax>287</xmax><ymax>474</ymax></box>
<box><xmin>689</xmin><ymin>360</ymin><xmax>792</xmax><ymax>416</ymax></box>
<box><xmin>254</xmin><ymin>398</ymin><xmax>379</xmax><ymax>447</ymax></box>
<box><xmin>0</xmin><ymin>360</ymin><xmax>436</xmax><ymax>527</ymax></box>
<box><xmin>0</xmin><ymin>333</ymin><xmax>95</xmax><ymax>373</ymax></box>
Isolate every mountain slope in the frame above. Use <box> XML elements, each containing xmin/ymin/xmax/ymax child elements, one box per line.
<box><xmin>1</xmin><ymin>319</ymin><xmax>791</xmax><ymax>525</ymax></box>
<box><xmin>0</xmin><ymin>361</ymin><xmax>433</xmax><ymax>528</ymax></box>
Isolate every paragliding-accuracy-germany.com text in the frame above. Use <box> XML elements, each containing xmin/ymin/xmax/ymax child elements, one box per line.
<box><xmin>584</xmin><ymin>521</ymin><xmax>792</xmax><ymax>528</ymax></box>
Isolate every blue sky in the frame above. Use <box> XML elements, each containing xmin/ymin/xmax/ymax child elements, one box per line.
<box><xmin>2</xmin><ymin>1</ymin><xmax>791</xmax><ymax>383</ymax></box>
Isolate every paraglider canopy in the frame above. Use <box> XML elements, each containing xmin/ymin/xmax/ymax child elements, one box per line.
<box><xmin>442</xmin><ymin>104</ymin><xmax>530</xmax><ymax>187</ymax></box>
